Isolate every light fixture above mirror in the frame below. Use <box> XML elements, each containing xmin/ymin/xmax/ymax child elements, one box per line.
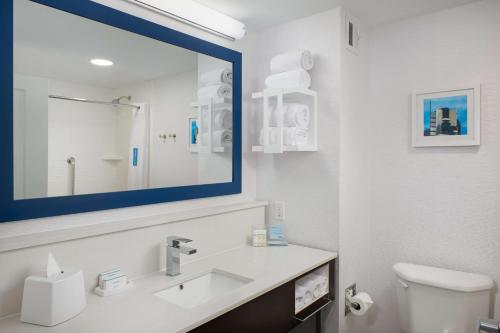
<box><xmin>127</xmin><ymin>0</ymin><xmax>246</xmax><ymax>40</ymax></box>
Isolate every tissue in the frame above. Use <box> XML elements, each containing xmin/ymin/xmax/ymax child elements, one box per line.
<box><xmin>47</xmin><ymin>252</ymin><xmax>62</xmax><ymax>278</ymax></box>
<box><xmin>349</xmin><ymin>292</ymin><xmax>374</xmax><ymax>316</ymax></box>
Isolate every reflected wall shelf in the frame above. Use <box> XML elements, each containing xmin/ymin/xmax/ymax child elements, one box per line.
<box><xmin>189</xmin><ymin>146</ymin><xmax>227</xmax><ymax>153</ymax></box>
<box><xmin>252</xmin><ymin>87</ymin><xmax>318</xmax><ymax>154</ymax></box>
<box><xmin>251</xmin><ymin>145</ymin><xmax>317</xmax><ymax>152</ymax></box>
<box><xmin>101</xmin><ymin>154</ymin><xmax>124</xmax><ymax>161</ymax></box>
<box><xmin>190</xmin><ymin>97</ymin><xmax>233</xmax><ymax>154</ymax></box>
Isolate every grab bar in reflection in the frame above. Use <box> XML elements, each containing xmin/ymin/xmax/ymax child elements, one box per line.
<box><xmin>67</xmin><ymin>157</ymin><xmax>76</xmax><ymax>196</ymax></box>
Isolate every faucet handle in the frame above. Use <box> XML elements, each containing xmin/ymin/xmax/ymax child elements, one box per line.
<box><xmin>167</xmin><ymin>236</ymin><xmax>192</xmax><ymax>247</ymax></box>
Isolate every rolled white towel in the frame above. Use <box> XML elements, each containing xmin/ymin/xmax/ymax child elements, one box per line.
<box><xmin>311</xmin><ymin>273</ymin><xmax>328</xmax><ymax>295</ymax></box>
<box><xmin>199</xmin><ymin>68</ymin><xmax>232</xmax><ymax>86</ymax></box>
<box><xmin>259</xmin><ymin>127</ymin><xmax>281</xmax><ymax>146</ymax></box>
<box><xmin>212</xmin><ymin>129</ymin><xmax>232</xmax><ymax>147</ymax></box>
<box><xmin>296</xmin><ymin>283</ymin><xmax>313</xmax><ymax>306</ymax></box>
<box><xmin>302</xmin><ymin>277</ymin><xmax>321</xmax><ymax>299</ymax></box>
<box><xmin>259</xmin><ymin>127</ymin><xmax>308</xmax><ymax>146</ymax></box>
<box><xmin>197</xmin><ymin>83</ymin><xmax>232</xmax><ymax>100</ymax></box>
<box><xmin>270</xmin><ymin>103</ymin><xmax>310</xmax><ymax>128</ymax></box>
<box><xmin>265</xmin><ymin>69</ymin><xmax>311</xmax><ymax>89</ymax></box>
<box><xmin>270</xmin><ymin>49</ymin><xmax>314</xmax><ymax>74</ymax></box>
<box><xmin>297</xmin><ymin>278</ymin><xmax>319</xmax><ymax>301</ymax></box>
<box><xmin>214</xmin><ymin>109</ymin><xmax>233</xmax><ymax>130</ymax></box>
<box><xmin>283</xmin><ymin>127</ymin><xmax>308</xmax><ymax>146</ymax></box>
<box><xmin>295</xmin><ymin>284</ymin><xmax>308</xmax><ymax>310</ymax></box>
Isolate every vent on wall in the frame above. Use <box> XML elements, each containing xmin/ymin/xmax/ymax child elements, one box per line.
<box><xmin>345</xmin><ymin>14</ymin><xmax>360</xmax><ymax>55</ymax></box>
<box><xmin>126</xmin><ymin>0</ymin><xmax>246</xmax><ymax>40</ymax></box>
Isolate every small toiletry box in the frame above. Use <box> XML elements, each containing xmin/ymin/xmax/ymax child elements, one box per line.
<box><xmin>21</xmin><ymin>269</ymin><xmax>86</xmax><ymax>326</ymax></box>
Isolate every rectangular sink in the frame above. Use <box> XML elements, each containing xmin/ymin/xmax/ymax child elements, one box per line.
<box><xmin>154</xmin><ymin>269</ymin><xmax>253</xmax><ymax>309</ymax></box>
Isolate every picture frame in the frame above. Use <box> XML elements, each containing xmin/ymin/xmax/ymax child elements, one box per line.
<box><xmin>188</xmin><ymin>117</ymin><xmax>199</xmax><ymax>152</ymax></box>
<box><xmin>411</xmin><ymin>85</ymin><xmax>481</xmax><ymax>147</ymax></box>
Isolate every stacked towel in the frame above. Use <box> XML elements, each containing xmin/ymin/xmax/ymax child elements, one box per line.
<box><xmin>298</xmin><ymin>277</ymin><xmax>321</xmax><ymax>299</ymax></box>
<box><xmin>259</xmin><ymin>127</ymin><xmax>308</xmax><ymax>146</ymax></box>
<box><xmin>311</xmin><ymin>273</ymin><xmax>328</xmax><ymax>295</ymax></box>
<box><xmin>265</xmin><ymin>69</ymin><xmax>311</xmax><ymax>89</ymax></box>
<box><xmin>295</xmin><ymin>284</ymin><xmax>313</xmax><ymax>309</ymax></box>
<box><xmin>198</xmin><ymin>67</ymin><xmax>233</xmax><ymax>101</ymax></box>
<box><xmin>197</xmin><ymin>84</ymin><xmax>232</xmax><ymax>100</ymax></box>
<box><xmin>270</xmin><ymin>103</ymin><xmax>310</xmax><ymax>128</ymax></box>
<box><xmin>199</xmin><ymin>68</ymin><xmax>233</xmax><ymax>86</ymax></box>
<box><xmin>214</xmin><ymin>108</ymin><xmax>233</xmax><ymax>130</ymax></box>
<box><xmin>270</xmin><ymin>49</ymin><xmax>314</xmax><ymax>74</ymax></box>
<box><xmin>295</xmin><ymin>285</ymin><xmax>309</xmax><ymax>310</ymax></box>
<box><xmin>284</xmin><ymin>127</ymin><xmax>308</xmax><ymax>146</ymax></box>
<box><xmin>264</xmin><ymin>49</ymin><xmax>314</xmax><ymax>89</ymax></box>
<box><xmin>203</xmin><ymin>130</ymin><xmax>232</xmax><ymax>148</ymax></box>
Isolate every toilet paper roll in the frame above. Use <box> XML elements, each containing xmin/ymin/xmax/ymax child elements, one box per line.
<box><xmin>349</xmin><ymin>292</ymin><xmax>374</xmax><ymax>316</ymax></box>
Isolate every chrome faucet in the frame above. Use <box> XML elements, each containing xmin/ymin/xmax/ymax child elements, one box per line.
<box><xmin>166</xmin><ymin>236</ymin><xmax>197</xmax><ymax>276</ymax></box>
<box><xmin>477</xmin><ymin>319</ymin><xmax>500</xmax><ymax>333</ymax></box>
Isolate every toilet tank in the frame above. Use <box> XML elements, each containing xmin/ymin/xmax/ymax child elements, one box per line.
<box><xmin>393</xmin><ymin>263</ymin><xmax>493</xmax><ymax>333</ymax></box>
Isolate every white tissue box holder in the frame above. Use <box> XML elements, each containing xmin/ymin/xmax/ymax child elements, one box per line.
<box><xmin>21</xmin><ymin>269</ymin><xmax>86</xmax><ymax>326</ymax></box>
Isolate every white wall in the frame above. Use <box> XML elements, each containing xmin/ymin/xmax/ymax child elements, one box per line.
<box><xmin>249</xmin><ymin>9</ymin><xmax>342</xmax><ymax>332</ymax></box>
<box><xmin>365</xmin><ymin>1</ymin><xmax>500</xmax><ymax>332</ymax></box>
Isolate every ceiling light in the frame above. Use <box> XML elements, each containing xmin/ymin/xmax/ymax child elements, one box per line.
<box><xmin>128</xmin><ymin>0</ymin><xmax>246</xmax><ymax>41</ymax></box>
<box><xmin>90</xmin><ymin>58</ymin><xmax>114</xmax><ymax>67</ymax></box>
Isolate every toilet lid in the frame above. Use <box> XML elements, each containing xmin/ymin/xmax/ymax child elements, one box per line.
<box><xmin>393</xmin><ymin>262</ymin><xmax>493</xmax><ymax>292</ymax></box>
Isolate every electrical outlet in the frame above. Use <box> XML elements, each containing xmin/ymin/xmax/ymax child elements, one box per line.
<box><xmin>274</xmin><ymin>201</ymin><xmax>285</xmax><ymax>220</ymax></box>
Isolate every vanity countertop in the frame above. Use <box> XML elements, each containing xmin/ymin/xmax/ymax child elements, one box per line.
<box><xmin>0</xmin><ymin>244</ymin><xmax>337</xmax><ymax>333</ymax></box>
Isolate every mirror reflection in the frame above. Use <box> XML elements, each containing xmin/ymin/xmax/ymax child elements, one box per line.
<box><xmin>13</xmin><ymin>0</ymin><xmax>233</xmax><ymax>200</ymax></box>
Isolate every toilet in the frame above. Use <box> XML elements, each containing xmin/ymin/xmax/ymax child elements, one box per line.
<box><xmin>393</xmin><ymin>263</ymin><xmax>493</xmax><ymax>333</ymax></box>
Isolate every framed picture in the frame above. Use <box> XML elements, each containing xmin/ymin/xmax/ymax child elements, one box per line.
<box><xmin>188</xmin><ymin>117</ymin><xmax>199</xmax><ymax>152</ymax></box>
<box><xmin>411</xmin><ymin>85</ymin><xmax>480</xmax><ymax>147</ymax></box>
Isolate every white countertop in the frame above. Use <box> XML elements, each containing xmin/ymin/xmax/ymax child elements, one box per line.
<box><xmin>0</xmin><ymin>245</ymin><xmax>337</xmax><ymax>333</ymax></box>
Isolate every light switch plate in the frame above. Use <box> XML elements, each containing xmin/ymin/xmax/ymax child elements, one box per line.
<box><xmin>273</xmin><ymin>201</ymin><xmax>285</xmax><ymax>220</ymax></box>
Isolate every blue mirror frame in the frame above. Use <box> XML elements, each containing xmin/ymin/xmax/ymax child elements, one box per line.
<box><xmin>0</xmin><ymin>0</ymin><xmax>242</xmax><ymax>222</ymax></box>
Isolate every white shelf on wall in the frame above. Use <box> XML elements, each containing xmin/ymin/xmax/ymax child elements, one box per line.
<box><xmin>190</xmin><ymin>97</ymin><xmax>233</xmax><ymax>154</ymax></box>
<box><xmin>252</xmin><ymin>87</ymin><xmax>318</xmax><ymax>154</ymax></box>
<box><xmin>101</xmin><ymin>154</ymin><xmax>124</xmax><ymax>161</ymax></box>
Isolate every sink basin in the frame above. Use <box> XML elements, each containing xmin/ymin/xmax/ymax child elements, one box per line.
<box><xmin>154</xmin><ymin>269</ymin><xmax>253</xmax><ymax>309</ymax></box>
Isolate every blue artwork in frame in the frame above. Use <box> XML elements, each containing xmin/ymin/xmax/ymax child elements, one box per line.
<box><xmin>411</xmin><ymin>85</ymin><xmax>480</xmax><ymax>147</ymax></box>
<box><xmin>423</xmin><ymin>95</ymin><xmax>468</xmax><ymax>136</ymax></box>
<box><xmin>0</xmin><ymin>0</ymin><xmax>242</xmax><ymax>222</ymax></box>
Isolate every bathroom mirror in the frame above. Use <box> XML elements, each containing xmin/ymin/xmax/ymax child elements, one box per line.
<box><xmin>0</xmin><ymin>0</ymin><xmax>242</xmax><ymax>221</ymax></box>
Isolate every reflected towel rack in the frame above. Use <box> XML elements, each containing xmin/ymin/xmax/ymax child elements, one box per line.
<box><xmin>49</xmin><ymin>95</ymin><xmax>140</xmax><ymax>110</ymax></box>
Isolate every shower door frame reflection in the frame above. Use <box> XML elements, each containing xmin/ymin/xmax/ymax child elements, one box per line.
<box><xmin>0</xmin><ymin>0</ymin><xmax>242</xmax><ymax>222</ymax></box>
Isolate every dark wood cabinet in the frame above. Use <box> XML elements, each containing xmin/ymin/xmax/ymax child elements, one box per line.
<box><xmin>190</xmin><ymin>260</ymin><xmax>335</xmax><ymax>333</ymax></box>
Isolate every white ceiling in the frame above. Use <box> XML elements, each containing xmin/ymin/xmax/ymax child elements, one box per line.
<box><xmin>14</xmin><ymin>0</ymin><xmax>198</xmax><ymax>89</ymax></box>
<box><xmin>195</xmin><ymin>0</ymin><xmax>480</xmax><ymax>30</ymax></box>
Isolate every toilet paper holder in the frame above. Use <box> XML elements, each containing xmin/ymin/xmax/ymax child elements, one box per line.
<box><xmin>345</xmin><ymin>283</ymin><xmax>373</xmax><ymax>316</ymax></box>
<box><xmin>345</xmin><ymin>283</ymin><xmax>359</xmax><ymax>315</ymax></box>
